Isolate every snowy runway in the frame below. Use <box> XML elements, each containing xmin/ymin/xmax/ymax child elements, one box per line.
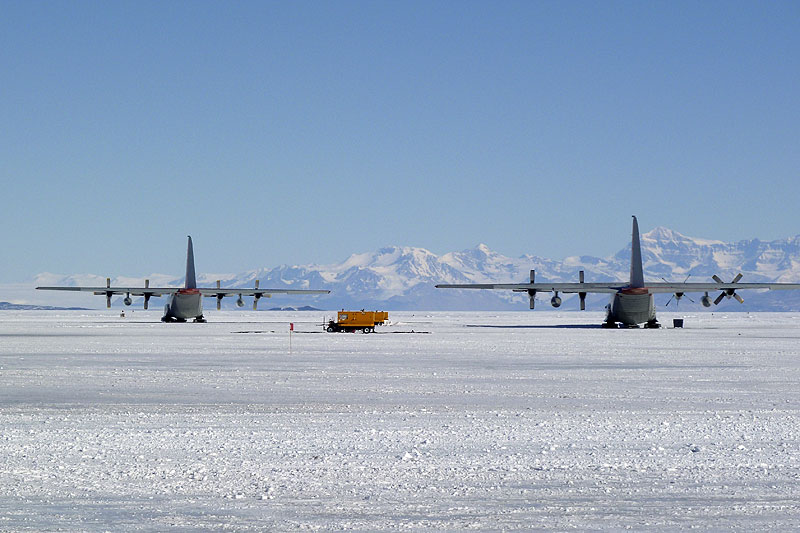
<box><xmin>2</xmin><ymin>311</ymin><xmax>800</xmax><ymax>530</ymax></box>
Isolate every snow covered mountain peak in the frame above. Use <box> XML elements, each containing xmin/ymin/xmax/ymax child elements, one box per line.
<box><xmin>643</xmin><ymin>226</ymin><xmax>685</xmax><ymax>242</ymax></box>
<box><xmin>34</xmin><ymin>227</ymin><xmax>800</xmax><ymax>311</ymax></box>
<box><xmin>643</xmin><ymin>226</ymin><xmax>725</xmax><ymax>246</ymax></box>
<box><xmin>332</xmin><ymin>246</ymin><xmax>440</xmax><ymax>276</ymax></box>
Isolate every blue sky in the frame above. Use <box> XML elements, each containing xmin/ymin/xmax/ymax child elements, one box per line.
<box><xmin>2</xmin><ymin>1</ymin><xmax>799</xmax><ymax>281</ymax></box>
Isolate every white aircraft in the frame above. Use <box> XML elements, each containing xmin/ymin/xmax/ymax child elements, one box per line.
<box><xmin>436</xmin><ymin>217</ymin><xmax>800</xmax><ymax>328</ymax></box>
<box><xmin>36</xmin><ymin>236</ymin><xmax>330</xmax><ymax>322</ymax></box>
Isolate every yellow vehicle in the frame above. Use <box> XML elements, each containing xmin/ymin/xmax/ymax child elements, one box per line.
<box><xmin>373</xmin><ymin>311</ymin><xmax>389</xmax><ymax>325</ymax></box>
<box><xmin>325</xmin><ymin>310</ymin><xmax>388</xmax><ymax>333</ymax></box>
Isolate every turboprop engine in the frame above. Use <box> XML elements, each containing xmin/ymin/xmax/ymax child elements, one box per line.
<box><xmin>551</xmin><ymin>293</ymin><xmax>562</xmax><ymax>308</ymax></box>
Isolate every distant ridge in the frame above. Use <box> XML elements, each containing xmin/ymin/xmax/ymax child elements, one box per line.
<box><xmin>0</xmin><ymin>301</ymin><xmax>90</xmax><ymax>311</ymax></box>
<box><xmin>35</xmin><ymin>227</ymin><xmax>800</xmax><ymax>311</ymax></box>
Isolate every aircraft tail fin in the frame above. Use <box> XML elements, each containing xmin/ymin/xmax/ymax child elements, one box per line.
<box><xmin>185</xmin><ymin>236</ymin><xmax>197</xmax><ymax>289</ymax></box>
<box><xmin>629</xmin><ymin>216</ymin><xmax>645</xmax><ymax>288</ymax></box>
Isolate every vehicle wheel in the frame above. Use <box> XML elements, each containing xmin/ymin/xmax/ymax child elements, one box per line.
<box><xmin>326</xmin><ymin>326</ymin><xmax>334</xmax><ymax>333</ymax></box>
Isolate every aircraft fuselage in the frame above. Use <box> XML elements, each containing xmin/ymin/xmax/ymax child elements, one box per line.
<box><xmin>606</xmin><ymin>289</ymin><xmax>656</xmax><ymax>327</ymax></box>
<box><xmin>162</xmin><ymin>289</ymin><xmax>204</xmax><ymax>322</ymax></box>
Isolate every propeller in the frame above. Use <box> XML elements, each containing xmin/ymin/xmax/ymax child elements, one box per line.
<box><xmin>143</xmin><ymin>279</ymin><xmax>151</xmax><ymax>310</ymax></box>
<box><xmin>216</xmin><ymin>280</ymin><xmax>223</xmax><ymax>310</ymax></box>
<box><xmin>578</xmin><ymin>270</ymin><xmax>586</xmax><ymax>310</ymax></box>
<box><xmin>663</xmin><ymin>275</ymin><xmax>694</xmax><ymax>307</ymax></box>
<box><xmin>253</xmin><ymin>279</ymin><xmax>261</xmax><ymax>311</ymax></box>
<box><xmin>528</xmin><ymin>269</ymin><xmax>536</xmax><ymax>309</ymax></box>
<box><xmin>713</xmin><ymin>273</ymin><xmax>744</xmax><ymax>305</ymax></box>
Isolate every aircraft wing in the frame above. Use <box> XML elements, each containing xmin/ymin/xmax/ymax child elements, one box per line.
<box><xmin>436</xmin><ymin>281</ymin><xmax>800</xmax><ymax>294</ymax></box>
<box><xmin>36</xmin><ymin>286</ymin><xmax>330</xmax><ymax>296</ymax></box>
<box><xmin>37</xmin><ymin>284</ymin><xmax>329</xmax><ymax>312</ymax></box>
<box><xmin>435</xmin><ymin>282</ymin><xmax>622</xmax><ymax>294</ymax></box>
<box><xmin>36</xmin><ymin>286</ymin><xmax>178</xmax><ymax>297</ymax></box>
<box><xmin>645</xmin><ymin>282</ymin><xmax>800</xmax><ymax>293</ymax></box>
<box><xmin>197</xmin><ymin>286</ymin><xmax>329</xmax><ymax>311</ymax></box>
<box><xmin>197</xmin><ymin>288</ymin><xmax>330</xmax><ymax>296</ymax></box>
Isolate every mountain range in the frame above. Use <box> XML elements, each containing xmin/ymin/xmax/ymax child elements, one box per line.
<box><xmin>34</xmin><ymin>227</ymin><xmax>800</xmax><ymax>311</ymax></box>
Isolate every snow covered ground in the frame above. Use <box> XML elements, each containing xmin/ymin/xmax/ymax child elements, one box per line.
<box><xmin>2</xmin><ymin>310</ymin><xmax>800</xmax><ymax>530</ymax></box>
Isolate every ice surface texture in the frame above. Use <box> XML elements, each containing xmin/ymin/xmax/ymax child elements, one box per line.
<box><xmin>1</xmin><ymin>310</ymin><xmax>800</xmax><ymax>530</ymax></box>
